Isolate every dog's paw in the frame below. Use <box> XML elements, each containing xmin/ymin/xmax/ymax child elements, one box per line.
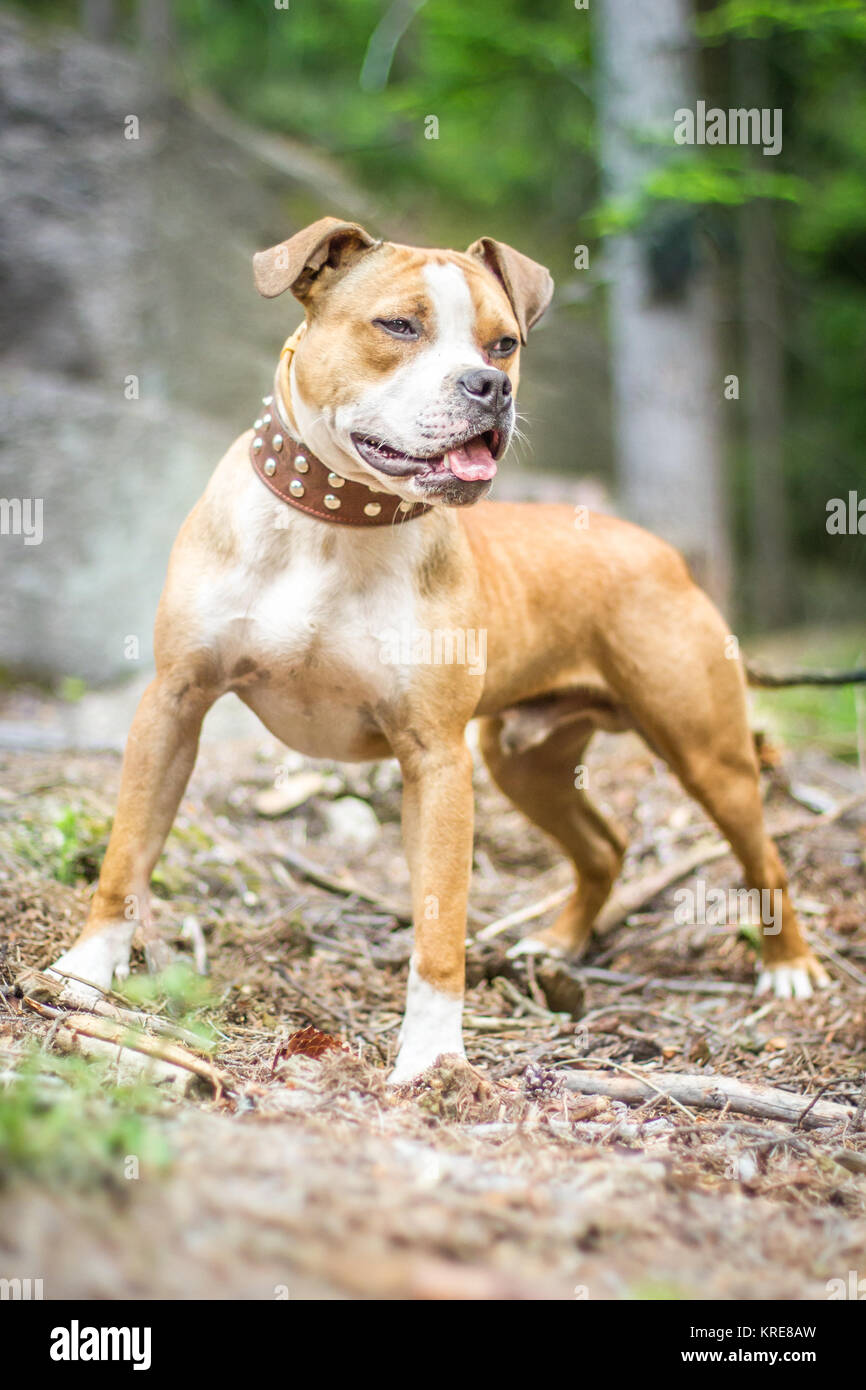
<box><xmin>755</xmin><ymin>955</ymin><xmax>830</xmax><ymax>1000</ymax></box>
<box><xmin>388</xmin><ymin>1046</ymin><xmax>466</xmax><ymax>1087</ymax></box>
<box><xmin>43</xmin><ymin>926</ymin><xmax>134</xmax><ymax>1006</ymax></box>
<box><xmin>506</xmin><ymin>933</ymin><xmax>565</xmax><ymax>961</ymax></box>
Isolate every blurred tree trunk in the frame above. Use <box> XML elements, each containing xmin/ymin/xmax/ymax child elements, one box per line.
<box><xmin>136</xmin><ymin>0</ymin><xmax>175</xmax><ymax>62</ymax></box>
<box><xmin>738</xmin><ymin>44</ymin><xmax>792</xmax><ymax>628</ymax></box>
<box><xmin>594</xmin><ymin>0</ymin><xmax>731</xmax><ymax>611</ymax></box>
<box><xmin>81</xmin><ymin>0</ymin><xmax>115</xmax><ymax>41</ymax></box>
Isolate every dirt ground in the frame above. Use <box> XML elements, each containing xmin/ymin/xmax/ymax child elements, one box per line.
<box><xmin>0</xmin><ymin>683</ymin><xmax>864</xmax><ymax>1300</ymax></box>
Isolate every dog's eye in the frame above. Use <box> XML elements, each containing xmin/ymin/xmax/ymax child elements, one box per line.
<box><xmin>489</xmin><ymin>336</ymin><xmax>518</xmax><ymax>357</ymax></box>
<box><xmin>374</xmin><ymin>318</ymin><xmax>419</xmax><ymax>339</ymax></box>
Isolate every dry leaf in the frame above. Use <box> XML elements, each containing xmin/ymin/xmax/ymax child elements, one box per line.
<box><xmin>273</xmin><ymin>1024</ymin><xmax>347</xmax><ymax>1067</ymax></box>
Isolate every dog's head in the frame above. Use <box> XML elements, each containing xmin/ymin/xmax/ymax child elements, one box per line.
<box><xmin>253</xmin><ymin>218</ymin><xmax>553</xmax><ymax>507</ymax></box>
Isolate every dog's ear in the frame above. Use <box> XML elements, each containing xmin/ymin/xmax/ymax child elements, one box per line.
<box><xmin>466</xmin><ymin>237</ymin><xmax>554</xmax><ymax>342</ymax></box>
<box><xmin>253</xmin><ymin>218</ymin><xmax>379</xmax><ymax>302</ymax></box>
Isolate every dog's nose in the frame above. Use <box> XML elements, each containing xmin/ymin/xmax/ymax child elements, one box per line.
<box><xmin>457</xmin><ymin>368</ymin><xmax>512</xmax><ymax>414</ymax></box>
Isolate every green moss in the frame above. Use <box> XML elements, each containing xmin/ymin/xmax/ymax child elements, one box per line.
<box><xmin>0</xmin><ymin>1048</ymin><xmax>171</xmax><ymax>1190</ymax></box>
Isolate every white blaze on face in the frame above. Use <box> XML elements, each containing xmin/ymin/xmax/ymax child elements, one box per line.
<box><xmin>419</xmin><ymin>260</ymin><xmax>487</xmax><ymax>374</ymax></box>
<box><xmin>334</xmin><ymin>261</ymin><xmax>490</xmax><ymax>462</ymax></box>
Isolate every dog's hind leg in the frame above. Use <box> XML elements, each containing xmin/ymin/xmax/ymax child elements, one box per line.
<box><xmin>604</xmin><ymin>590</ymin><xmax>830</xmax><ymax>999</ymax></box>
<box><xmin>647</xmin><ymin>726</ymin><xmax>828</xmax><ymax>999</ymax></box>
<box><xmin>478</xmin><ymin>716</ymin><xmax>626</xmax><ymax>958</ymax></box>
<box><xmin>42</xmin><ymin>674</ymin><xmax>217</xmax><ymax>1003</ymax></box>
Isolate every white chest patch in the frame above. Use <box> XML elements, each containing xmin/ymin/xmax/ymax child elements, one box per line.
<box><xmin>191</xmin><ymin>477</ymin><xmax>422</xmax><ymax>758</ymax></box>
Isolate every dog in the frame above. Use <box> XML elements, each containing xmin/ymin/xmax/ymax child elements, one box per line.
<box><xmin>45</xmin><ymin>216</ymin><xmax>831</xmax><ymax>1083</ymax></box>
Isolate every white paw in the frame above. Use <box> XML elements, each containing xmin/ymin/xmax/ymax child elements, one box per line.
<box><xmin>389</xmin><ymin>959</ymin><xmax>465</xmax><ymax>1086</ymax></box>
<box><xmin>506</xmin><ymin>935</ymin><xmax>562</xmax><ymax>961</ymax></box>
<box><xmin>44</xmin><ymin>969</ymin><xmax>104</xmax><ymax>1007</ymax></box>
<box><xmin>46</xmin><ymin>925</ymin><xmax>134</xmax><ymax>1005</ymax></box>
<box><xmin>755</xmin><ymin>959</ymin><xmax>829</xmax><ymax>1000</ymax></box>
<box><xmin>388</xmin><ymin>1046</ymin><xmax>466</xmax><ymax>1087</ymax></box>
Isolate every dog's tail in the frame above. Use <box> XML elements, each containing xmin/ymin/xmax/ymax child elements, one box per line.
<box><xmin>744</xmin><ymin>661</ymin><xmax>866</xmax><ymax>689</ymax></box>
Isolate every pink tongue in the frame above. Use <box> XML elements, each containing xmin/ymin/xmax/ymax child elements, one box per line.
<box><xmin>445</xmin><ymin>436</ymin><xmax>497</xmax><ymax>482</ymax></box>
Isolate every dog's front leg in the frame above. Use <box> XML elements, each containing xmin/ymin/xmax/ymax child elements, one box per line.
<box><xmin>389</xmin><ymin>736</ymin><xmax>474</xmax><ymax>1084</ymax></box>
<box><xmin>45</xmin><ymin>674</ymin><xmax>216</xmax><ymax>1003</ymax></box>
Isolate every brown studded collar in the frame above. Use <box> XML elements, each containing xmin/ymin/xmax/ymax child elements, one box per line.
<box><xmin>248</xmin><ymin>329</ymin><xmax>431</xmax><ymax>529</ymax></box>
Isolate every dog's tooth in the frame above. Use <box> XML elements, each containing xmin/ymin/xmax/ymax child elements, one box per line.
<box><xmin>324</xmin><ymin>494</ymin><xmax>341</xmax><ymax>510</ymax></box>
<box><xmin>364</xmin><ymin>502</ymin><xmax>382</xmax><ymax>517</ymax></box>
<box><xmin>289</xmin><ymin>479</ymin><xmax>305</xmax><ymax>498</ymax></box>
<box><xmin>327</xmin><ymin>472</ymin><xmax>345</xmax><ymax>488</ymax></box>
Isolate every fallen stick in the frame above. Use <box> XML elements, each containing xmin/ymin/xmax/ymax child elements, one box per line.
<box><xmin>271</xmin><ymin>845</ymin><xmax>414</xmax><ymax>924</ymax></box>
<box><xmin>563</xmin><ymin>1067</ymin><xmax>854</xmax><ymax>1129</ymax></box>
<box><xmin>813</xmin><ymin>940</ymin><xmax>866</xmax><ymax>989</ymax></box>
<box><xmin>578</xmin><ymin>966</ymin><xmax>751</xmax><ymax>995</ymax></box>
<box><xmin>24</xmin><ymin>999</ymin><xmax>232</xmax><ymax>1097</ymax></box>
<box><xmin>53</xmin><ymin>1026</ymin><xmax>198</xmax><ymax>1094</ymax></box>
<box><xmin>21</xmin><ymin>969</ymin><xmax>212</xmax><ymax>1051</ymax></box>
<box><xmin>476</xmin><ymin>883</ymin><xmax>574</xmax><ymax>941</ymax></box>
<box><xmin>478</xmin><ymin>791</ymin><xmax>866</xmax><ymax>942</ymax></box>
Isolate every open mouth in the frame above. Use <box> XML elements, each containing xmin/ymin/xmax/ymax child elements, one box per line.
<box><xmin>351</xmin><ymin>429</ymin><xmax>502</xmax><ymax>483</ymax></box>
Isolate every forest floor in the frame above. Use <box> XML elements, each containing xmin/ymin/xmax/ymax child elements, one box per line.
<box><xmin>0</xmin><ymin>678</ymin><xmax>864</xmax><ymax>1300</ymax></box>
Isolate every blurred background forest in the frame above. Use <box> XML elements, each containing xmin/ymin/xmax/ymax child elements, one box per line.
<box><xmin>1</xmin><ymin>0</ymin><xmax>864</xmax><ymax>751</ymax></box>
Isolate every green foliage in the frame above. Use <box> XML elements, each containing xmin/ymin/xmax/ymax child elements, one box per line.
<box><xmin>119</xmin><ymin>964</ymin><xmax>221</xmax><ymax>1048</ymax></box>
<box><xmin>628</xmin><ymin>1278</ymin><xmax>688</xmax><ymax>1300</ymax></box>
<box><xmin>698</xmin><ymin>1</ymin><xmax>866</xmax><ymax>43</ymax></box>
<box><xmin>737</xmin><ymin>921</ymin><xmax>763</xmax><ymax>953</ymax></box>
<box><xmin>57</xmin><ymin>675</ymin><xmax>86</xmax><ymax>703</ymax></box>
<box><xmin>594</xmin><ymin>154</ymin><xmax>804</xmax><ymax>236</ymax></box>
<box><xmin>13</xmin><ymin>804</ymin><xmax>110</xmax><ymax>885</ymax></box>
<box><xmin>750</xmin><ymin>631</ymin><xmax>865</xmax><ymax>760</ymax></box>
<box><xmin>172</xmin><ymin>0</ymin><xmax>593</xmax><ymax>250</ymax></box>
<box><xmin>12</xmin><ymin>0</ymin><xmax>866</xmax><ymax>611</ymax></box>
<box><xmin>0</xmin><ymin>1047</ymin><xmax>171</xmax><ymax>1189</ymax></box>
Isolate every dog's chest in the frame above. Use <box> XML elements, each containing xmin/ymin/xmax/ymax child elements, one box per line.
<box><xmin>194</xmin><ymin>519</ymin><xmax>417</xmax><ymax>759</ymax></box>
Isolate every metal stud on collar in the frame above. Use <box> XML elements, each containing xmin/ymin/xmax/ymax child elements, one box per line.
<box><xmin>272</xmin><ymin>434</ymin><xmax>283</xmax><ymax>452</ymax></box>
<box><xmin>324</xmin><ymin>494</ymin><xmax>341</xmax><ymax>510</ymax></box>
<box><xmin>253</xmin><ymin>437</ymin><xmax>263</xmax><ymax>453</ymax></box>
<box><xmin>294</xmin><ymin>455</ymin><xmax>309</xmax><ymax>474</ymax></box>
<box><xmin>264</xmin><ymin>458</ymin><xmax>277</xmax><ymax>476</ymax></box>
<box><xmin>327</xmin><ymin>472</ymin><xmax>345</xmax><ymax>488</ymax></box>
<box><xmin>364</xmin><ymin>502</ymin><xmax>382</xmax><ymax>517</ymax></box>
<box><xmin>289</xmin><ymin>479</ymin><xmax>305</xmax><ymax>498</ymax></box>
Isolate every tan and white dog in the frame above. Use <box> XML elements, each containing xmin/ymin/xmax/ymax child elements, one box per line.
<box><xmin>46</xmin><ymin>218</ymin><xmax>828</xmax><ymax>1082</ymax></box>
